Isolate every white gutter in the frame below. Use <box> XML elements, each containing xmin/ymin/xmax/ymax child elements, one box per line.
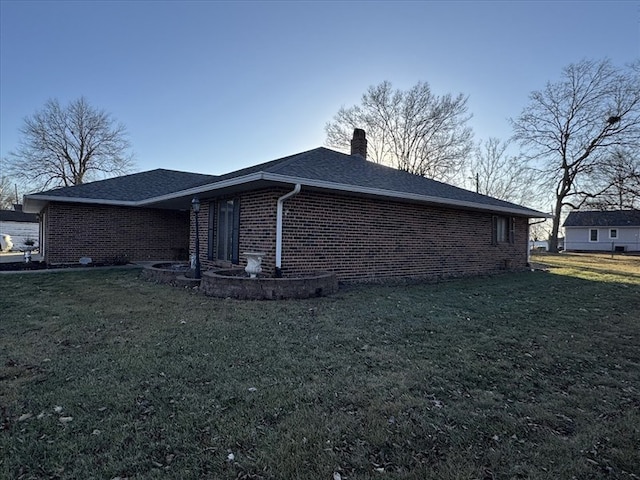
<box><xmin>275</xmin><ymin>184</ymin><xmax>301</xmax><ymax>276</ymax></box>
<box><xmin>259</xmin><ymin>173</ymin><xmax>551</xmax><ymax>218</ymax></box>
<box><xmin>24</xmin><ymin>171</ymin><xmax>551</xmax><ymax>219</ymax></box>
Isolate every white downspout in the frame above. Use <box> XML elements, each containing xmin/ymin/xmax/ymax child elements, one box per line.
<box><xmin>527</xmin><ymin>220</ymin><xmax>531</xmax><ymax>266</ymax></box>
<box><xmin>275</xmin><ymin>184</ymin><xmax>301</xmax><ymax>277</ymax></box>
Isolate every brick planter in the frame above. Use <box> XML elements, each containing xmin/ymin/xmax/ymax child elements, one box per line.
<box><xmin>141</xmin><ymin>262</ymin><xmax>194</xmax><ymax>285</ymax></box>
<box><xmin>201</xmin><ymin>269</ymin><xmax>338</xmax><ymax>300</ymax></box>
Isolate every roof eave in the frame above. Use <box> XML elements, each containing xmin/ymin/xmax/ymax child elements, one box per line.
<box><xmin>24</xmin><ymin>170</ymin><xmax>551</xmax><ymax>218</ymax></box>
<box><xmin>144</xmin><ymin>171</ymin><xmax>550</xmax><ymax>218</ymax></box>
<box><xmin>565</xmin><ymin>223</ymin><xmax>640</xmax><ymax>228</ymax></box>
<box><xmin>22</xmin><ymin>195</ymin><xmax>140</xmax><ymax>213</ymax></box>
<box><xmin>259</xmin><ymin>173</ymin><xmax>551</xmax><ymax>218</ymax></box>
<box><xmin>141</xmin><ymin>172</ymin><xmax>267</xmax><ymax>206</ymax></box>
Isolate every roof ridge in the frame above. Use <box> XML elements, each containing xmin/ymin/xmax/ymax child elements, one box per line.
<box><xmin>211</xmin><ymin>147</ymin><xmax>337</xmax><ymax>181</ymax></box>
<box><xmin>265</xmin><ymin>147</ymin><xmax>343</xmax><ymax>174</ymax></box>
<box><xmin>152</xmin><ymin>168</ymin><xmax>217</xmax><ymax>176</ymax></box>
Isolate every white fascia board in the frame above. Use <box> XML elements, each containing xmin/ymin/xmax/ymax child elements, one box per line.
<box><xmin>24</xmin><ymin>170</ymin><xmax>551</xmax><ymax>218</ymax></box>
<box><xmin>22</xmin><ymin>195</ymin><xmax>139</xmax><ymax>213</ymax></box>
<box><xmin>259</xmin><ymin>173</ymin><xmax>551</xmax><ymax>218</ymax></box>
<box><xmin>21</xmin><ymin>172</ymin><xmax>268</xmax><ymax>212</ymax></box>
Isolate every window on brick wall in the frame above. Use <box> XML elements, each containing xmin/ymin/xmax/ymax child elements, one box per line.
<box><xmin>208</xmin><ymin>198</ymin><xmax>240</xmax><ymax>263</ymax></box>
<box><xmin>492</xmin><ymin>215</ymin><xmax>515</xmax><ymax>245</ymax></box>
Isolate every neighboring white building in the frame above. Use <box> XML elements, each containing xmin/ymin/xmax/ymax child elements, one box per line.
<box><xmin>0</xmin><ymin>205</ymin><xmax>39</xmax><ymax>251</ymax></box>
<box><xmin>563</xmin><ymin>210</ymin><xmax>640</xmax><ymax>252</ymax></box>
<box><xmin>530</xmin><ymin>240</ymin><xmax>548</xmax><ymax>251</ymax></box>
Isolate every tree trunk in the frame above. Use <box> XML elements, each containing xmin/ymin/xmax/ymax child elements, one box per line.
<box><xmin>548</xmin><ymin>198</ymin><xmax>563</xmax><ymax>253</ymax></box>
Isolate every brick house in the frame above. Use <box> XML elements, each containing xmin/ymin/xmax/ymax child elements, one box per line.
<box><xmin>23</xmin><ymin>169</ymin><xmax>217</xmax><ymax>265</ymax></box>
<box><xmin>23</xmin><ymin>130</ymin><xmax>548</xmax><ymax>281</ymax></box>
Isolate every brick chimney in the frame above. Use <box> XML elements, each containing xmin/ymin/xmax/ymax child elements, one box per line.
<box><xmin>350</xmin><ymin>128</ymin><xmax>367</xmax><ymax>159</ymax></box>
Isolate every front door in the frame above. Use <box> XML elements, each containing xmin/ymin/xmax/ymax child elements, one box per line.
<box><xmin>209</xmin><ymin>198</ymin><xmax>240</xmax><ymax>264</ymax></box>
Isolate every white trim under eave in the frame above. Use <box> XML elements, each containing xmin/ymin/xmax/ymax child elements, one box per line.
<box><xmin>21</xmin><ymin>172</ymin><xmax>268</xmax><ymax>213</ymax></box>
<box><xmin>22</xmin><ymin>195</ymin><xmax>140</xmax><ymax>213</ymax></box>
<box><xmin>139</xmin><ymin>172</ymin><xmax>550</xmax><ymax>218</ymax></box>
<box><xmin>141</xmin><ymin>172</ymin><xmax>267</xmax><ymax>205</ymax></box>
<box><xmin>24</xmin><ymin>170</ymin><xmax>551</xmax><ymax>218</ymax></box>
<box><xmin>257</xmin><ymin>173</ymin><xmax>551</xmax><ymax>218</ymax></box>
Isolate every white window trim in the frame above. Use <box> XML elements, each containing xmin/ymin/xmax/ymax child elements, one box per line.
<box><xmin>589</xmin><ymin>229</ymin><xmax>599</xmax><ymax>242</ymax></box>
<box><xmin>609</xmin><ymin>228</ymin><xmax>618</xmax><ymax>239</ymax></box>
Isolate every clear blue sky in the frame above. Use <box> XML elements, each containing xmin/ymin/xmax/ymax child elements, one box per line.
<box><xmin>1</xmin><ymin>0</ymin><xmax>639</xmax><ymax>178</ymax></box>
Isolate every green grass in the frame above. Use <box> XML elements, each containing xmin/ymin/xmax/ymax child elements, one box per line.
<box><xmin>1</xmin><ymin>257</ymin><xmax>639</xmax><ymax>479</ymax></box>
<box><xmin>531</xmin><ymin>251</ymin><xmax>640</xmax><ymax>283</ymax></box>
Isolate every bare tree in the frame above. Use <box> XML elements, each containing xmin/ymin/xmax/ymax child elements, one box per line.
<box><xmin>529</xmin><ymin>218</ymin><xmax>554</xmax><ymax>247</ymax></box>
<box><xmin>585</xmin><ymin>148</ymin><xmax>640</xmax><ymax>210</ymax></box>
<box><xmin>511</xmin><ymin>59</ymin><xmax>640</xmax><ymax>252</ymax></box>
<box><xmin>464</xmin><ymin>138</ymin><xmax>540</xmax><ymax>205</ymax></box>
<box><xmin>325</xmin><ymin>81</ymin><xmax>474</xmax><ymax>182</ymax></box>
<box><xmin>0</xmin><ymin>175</ymin><xmax>15</xmax><ymax>210</ymax></box>
<box><xmin>7</xmin><ymin>97</ymin><xmax>135</xmax><ymax>190</ymax></box>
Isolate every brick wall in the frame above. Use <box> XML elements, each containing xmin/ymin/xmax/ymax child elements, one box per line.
<box><xmin>194</xmin><ymin>190</ymin><xmax>279</xmax><ymax>272</ymax></box>
<box><xmin>194</xmin><ymin>188</ymin><xmax>529</xmax><ymax>282</ymax></box>
<box><xmin>44</xmin><ymin>202</ymin><xmax>189</xmax><ymax>264</ymax></box>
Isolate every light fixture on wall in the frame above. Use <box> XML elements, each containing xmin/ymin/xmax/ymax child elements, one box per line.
<box><xmin>191</xmin><ymin>197</ymin><xmax>201</xmax><ymax>279</ymax></box>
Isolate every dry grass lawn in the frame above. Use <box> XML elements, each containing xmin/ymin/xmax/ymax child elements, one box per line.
<box><xmin>1</xmin><ymin>254</ymin><xmax>639</xmax><ymax>479</ymax></box>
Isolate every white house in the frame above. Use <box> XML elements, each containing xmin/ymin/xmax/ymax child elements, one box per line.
<box><xmin>563</xmin><ymin>210</ymin><xmax>640</xmax><ymax>252</ymax></box>
<box><xmin>0</xmin><ymin>205</ymin><xmax>39</xmax><ymax>251</ymax></box>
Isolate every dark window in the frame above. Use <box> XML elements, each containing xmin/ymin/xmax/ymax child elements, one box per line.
<box><xmin>590</xmin><ymin>229</ymin><xmax>598</xmax><ymax>242</ymax></box>
<box><xmin>492</xmin><ymin>216</ymin><xmax>515</xmax><ymax>244</ymax></box>
<box><xmin>207</xmin><ymin>202</ymin><xmax>215</xmax><ymax>260</ymax></box>
<box><xmin>509</xmin><ymin>217</ymin><xmax>516</xmax><ymax>243</ymax></box>
<box><xmin>610</xmin><ymin>229</ymin><xmax>618</xmax><ymax>239</ymax></box>
<box><xmin>216</xmin><ymin>198</ymin><xmax>240</xmax><ymax>263</ymax></box>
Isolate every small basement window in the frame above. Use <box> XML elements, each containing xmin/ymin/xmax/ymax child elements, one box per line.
<box><xmin>589</xmin><ymin>229</ymin><xmax>598</xmax><ymax>242</ymax></box>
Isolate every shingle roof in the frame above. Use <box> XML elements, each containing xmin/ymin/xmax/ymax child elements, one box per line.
<box><xmin>0</xmin><ymin>210</ymin><xmax>38</xmax><ymax>223</ymax></box>
<box><xmin>563</xmin><ymin>210</ymin><xmax>640</xmax><ymax>227</ymax></box>
<box><xmin>252</xmin><ymin>147</ymin><xmax>537</xmax><ymax>213</ymax></box>
<box><xmin>25</xmin><ymin>147</ymin><xmax>547</xmax><ymax>217</ymax></box>
<box><xmin>37</xmin><ymin>169</ymin><xmax>218</xmax><ymax>202</ymax></box>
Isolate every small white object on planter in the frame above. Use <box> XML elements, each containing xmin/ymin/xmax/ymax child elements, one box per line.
<box><xmin>243</xmin><ymin>252</ymin><xmax>265</xmax><ymax>278</ymax></box>
<box><xmin>0</xmin><ymin>234</ymin><xmax>13</xmax><ymax>252</ymax></box>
